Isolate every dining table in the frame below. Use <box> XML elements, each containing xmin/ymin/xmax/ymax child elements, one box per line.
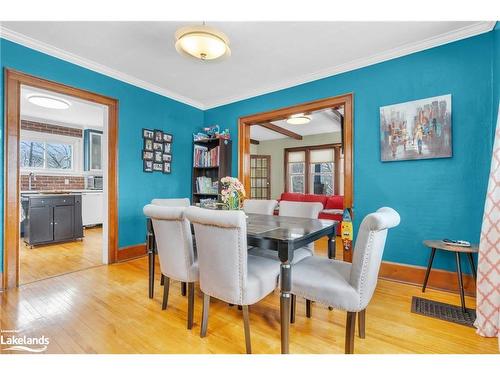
<box><xmin>146</xmin><ymin>212</ymin><xmax>338</xmax><ymax>354</ymax></box>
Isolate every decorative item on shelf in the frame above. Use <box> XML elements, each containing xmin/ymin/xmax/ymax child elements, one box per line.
<box><xmin>380</xmin><ymin>94</ymin><xmax>452</xmax><ymax>161</ymax></box>
<box><xmin>204</xmin><ymin>124</ymin><xmax>220</xmax><ymax>138</ymax></box>
<box><xmin>217</xmin><ymin>128</ymin><xmax>231</xmax><ymax>140</ymax></box>
<box><xmin>193</xmin><ymin>132</ymin><xmax>210</xmax><ymax>142</ymax></box>
<box><xmin>220</xmin><ymin>176</ymin><xmax>245</xmax><ymax>210</ymax></box>
<box><xmin>142</xmin><ymin>128</ymin><xmax>173</xmax><ymax>173</ymax></box>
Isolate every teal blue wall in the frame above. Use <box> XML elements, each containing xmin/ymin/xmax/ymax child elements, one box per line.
<box><xmin>0</xmin><ymin>38</ymin><xmax>203</xmax><ymax>270</ymax></box>
<box><xmin>205</xmin><ymin>32</ymin><xmax>497</xmax><ymax>274</ymax></box>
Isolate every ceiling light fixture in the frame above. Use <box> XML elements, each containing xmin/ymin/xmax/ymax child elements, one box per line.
<box><xmin>27</xmin><ymin>94</ymin><xmax>71</xmax><ymax>110</ymax></box>
<box><xmin>175</xmin><ymin>24</ymin><xmax>231</xmax><ymax>61</ymax></box>
<box><xmin>286</xmin><ymin>113</ymin><xmax>311</xmax><ymax>125</ymax></box>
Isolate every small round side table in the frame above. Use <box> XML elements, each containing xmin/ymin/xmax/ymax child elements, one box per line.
<box><xmin>422</xmin><ymin>240</ymin><xmax>478</xmax><ymax>312</ymax></box>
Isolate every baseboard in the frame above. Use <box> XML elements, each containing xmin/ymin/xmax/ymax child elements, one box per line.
<box><xmin>379</xmin><ymin>261</ymin><xmax>476</xmax><ymax>297</ymax></box>
<box><xmin>117</xmin><ymin>243</ymin><xmax>147</xmax><ymax>262</ymax></box>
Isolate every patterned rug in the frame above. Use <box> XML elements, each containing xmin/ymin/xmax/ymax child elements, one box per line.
<box><xmin>411</xmin><ymin>296</ymin><xmax>476</xmax><ymax>328</ymax></box>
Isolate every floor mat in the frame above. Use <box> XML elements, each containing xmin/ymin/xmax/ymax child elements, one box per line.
<box><xmin>411</xmin><ymin>296</ymin><xmax>476</xmax><ymax>328</ymax></box>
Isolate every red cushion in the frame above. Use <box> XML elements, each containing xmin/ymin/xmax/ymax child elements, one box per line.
<box><xmin>280</xmin><ymin>192</ymin><xmax>303</xmax><ymax>202</ymax></box>
<box><xmin>302</xmin><ymin>194</ymin><xmax>328</xmax><ymax>207</ymax></box>
<box><xmin>325</xmin><ymin>195</ymin><xmax>344</xmax><ymax>209</ymax></box>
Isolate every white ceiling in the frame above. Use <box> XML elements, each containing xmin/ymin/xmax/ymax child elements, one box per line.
<box><xmin>21</xmin><ymin>85</ymin><xmax>106</xmax><ymax>128</ymax></box>
<box><xmin>1</xmin><ymin>21</ymin><xmax>494</xmax><ymax>109</ymax></box>
<box><xmin>251</xmin><ymin>109</ymin><xmax>341</xmax><ymax>141</ymax></box>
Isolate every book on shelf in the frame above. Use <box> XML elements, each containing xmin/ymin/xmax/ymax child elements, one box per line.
<box><xmin>195</xmin><ymin>176</ymin><xmax>218</xmax><ymax>194</ymax></box>
<box><xmin>193</xmin><ymin>144</ymin><xmax>220</xmax><ymax>167</ymax></box>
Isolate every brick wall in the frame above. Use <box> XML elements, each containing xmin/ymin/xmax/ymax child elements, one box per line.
<box><xmin>21</xmin><ymin>174</ymin><xmax>85</xmax><ymax>191</ymax></box>
<box><xmin>21</xmin><ymin>120</ymin><xmax>83</xmax><ymax>138</ymax></box>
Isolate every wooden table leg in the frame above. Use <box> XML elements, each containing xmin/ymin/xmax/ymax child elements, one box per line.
<box><xmin>148</xmin><ymin>249</ymin><xmax>155</xmax><ymax>299</ymax></box>
<box><xmin>455</xmin><ymin>252</ymin><xmax>467</xmax><ymax>313</ymax></box>
<box><xmin>422</xmin><ymin>248</ymin><xmax>436</xmax><ymax>292</ymax></box>
<box><xmin>327</xmin><ymin>231</ymin><xmax>335</xmax><ymax>259</ymax></box>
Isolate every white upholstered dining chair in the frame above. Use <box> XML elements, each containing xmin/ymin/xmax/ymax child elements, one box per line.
<box><xmin>290</xmin><ymin>207</ymin><xmax>400</xmax><ymax>354</ymax></box>
<box><xmin>249</xmin><ymin>201</ymin><xmax>324</xmax><ymax>265</ymax></box>
<box><xmin>242</xmin><ymin>199</ymin><xmax>278</xmax><ymax>215</ymax></box>
<box><xmin>184</xmin><ymin>206</ymin><xmax>281</xmax><ymax>354</ymax></box>
<box><xmin>143</xmin><ymin>204</ymin><xmax>198</xmax><ymax>330</ymax></box>
<box><xmin>149</xmin><ymin>197</ymin><xmax>191</xmax><ymax>294</ymax></box>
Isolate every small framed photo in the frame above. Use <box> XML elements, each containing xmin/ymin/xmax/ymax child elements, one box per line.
<box><xmin>154</xmin><ymin>130</ymin><xmax>163</xmax><ymax>143</ymax></box>
<box><xmin>154</xmin><ymin>151</ymin><xmax>163</xmax><ymax>163</ymax></box>
<box><xmin>163</xmin><ymin>142</ymin><xmax>171</xmax><ymax>153</ymax></box>
<box><xmin>153</xmin><ymin>162</ymin><xmax>163</xmax><ymax>172</ymax></box>
<box><xmin>163</xmin><ymin>162</ymin><xmax>171</xmax><ymax>174</ymax></box>
<box><xmin>144</xmin><ymin>138</ymin><xmax>153</xmax><ymax>151</ymax></box>
<box><xmin>142</xmin><ymin>150</ymin><xmax>153</xmax><ymax>160</ymax></box>
<box><xmin>162</xmin><ymin>153</ymin><xmax>172</xmax><ymax>162</ymax></box>
<box><xmin>153</xmin><ymin>142</ymin><xmax>163</xmax><ymax>151</ymax></box>
<box><xmin>163</xmin><ymin>133</ymin><xmax>173</xmax><ymax>143</ymax></box>
<box><xmin>142</xmin><ymin>128</ymin><xmax>154</xmax><ymax>139</ymax></box>
<box><xmin>143</xmin><ymin>160</ymin><xmax>153</xmax><ymax>173</ymax></box>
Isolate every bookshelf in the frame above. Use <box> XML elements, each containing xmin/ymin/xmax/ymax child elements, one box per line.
<box><xmin>192</xmin><ymin>138</ymin><xmax>232</xmax><ymax>205</ymax></box>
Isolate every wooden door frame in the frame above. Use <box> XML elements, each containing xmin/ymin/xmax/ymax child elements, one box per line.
<box><xmin>250</xmin><ymin>154</ymin><xmax>271</xmax><ymax>199</ymax></box>
<box><xmin>238</xmin><ymin>93</ymin><xmax>353</xmax><ymax>208</ymax></box>
<box><xmin>239</xmin><ymin>94</ymin><xmax>353</xmax><ymax>260</ymax></box>
<box><xmin>2</xmin><ymin>69</ymin><xmax>119</xmax><ymax>290</ymax></box>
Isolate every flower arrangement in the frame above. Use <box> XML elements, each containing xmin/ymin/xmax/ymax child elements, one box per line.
<box><xmin>220</xmin><ymin>176</ymin><xmax>246</xmax><ymax>210</ymax></box>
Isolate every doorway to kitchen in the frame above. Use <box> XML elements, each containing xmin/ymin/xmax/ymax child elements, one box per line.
<box><xmin>3</xmin><ymin>70</ymin><xmax>118</xmax><ymax>289</ymax></box>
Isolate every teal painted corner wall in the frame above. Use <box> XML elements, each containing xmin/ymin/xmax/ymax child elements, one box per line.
<box><xmin>204</xmin><ymin>32</ymin><xmax>497</xmax><ymax>274</ymax></box>
<box><xmin>0</xmin><ymin>38</ymin><xmax>203</xmax><ymax>270</ymax></box>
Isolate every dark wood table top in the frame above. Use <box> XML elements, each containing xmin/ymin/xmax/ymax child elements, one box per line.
<box><xmin>246</xmin><ymin>213</ymin><xmax>336</xmax><ymax>244</ymax></box>
<box><xmin>423</xmin><ymin>240</ymin><xmax>479</xmax><ymax>253</ymax></box>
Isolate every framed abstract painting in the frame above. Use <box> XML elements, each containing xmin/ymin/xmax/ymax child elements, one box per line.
<box><xmin>380</xmin><ymin>94</ymin><xmax>452</xmax><ymax>161</ymax></box>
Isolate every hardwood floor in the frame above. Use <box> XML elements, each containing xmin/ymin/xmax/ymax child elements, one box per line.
<box><xmin>1</xmin><ymin>237</ymin><xmax>496</xmax><ymax>354</ymax></box>
<box><xmin>19</xmin><ymin>227</ymin><xmax>103</xmax><ymax>285</ymax></box>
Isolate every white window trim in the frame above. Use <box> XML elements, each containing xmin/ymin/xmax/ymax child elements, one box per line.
<box><xmin>20</xmin><ymin>130</ymin><xmax>83</xmax><ymax>176</ymax></box>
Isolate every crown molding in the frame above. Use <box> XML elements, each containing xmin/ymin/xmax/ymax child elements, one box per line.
<box><xmin>0</xmin><ymin>26</ymin><xmax>207</xmax><ymax>110</ymax></box>
<box><xmin>1</xmin><ymin>22</ymin><xmax>496</xmax><ymax>111</ymax></box>
<box><xmin>203</xmin><ymin>21</ymin><xmax>497</xmax><ymax>109</ymax></box>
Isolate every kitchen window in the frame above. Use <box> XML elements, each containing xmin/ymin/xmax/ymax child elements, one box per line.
<box><xmin>20</xmin><ymin>130</ymin><xmax>82</xmax><ymax>173</ymax></box>
<box><xmin>285</xmin><ymin>144</ymin><xmax>342</xmax><ymax>195</ymax></box>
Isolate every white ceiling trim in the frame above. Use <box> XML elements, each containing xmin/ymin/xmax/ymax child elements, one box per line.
<box><xmin>0</xmin><ymin>25</ymin><xmax>206</xmax><ymax>110</ymax></box>
<box><xmin>1</xmin><ymin>22</ymin><xmax>496</xmax><ymax>111</ymax></box>
<box><xmin>202</xmin><ymin>21</ymin><xmax>496</xmax><ymax>109</ymax></box>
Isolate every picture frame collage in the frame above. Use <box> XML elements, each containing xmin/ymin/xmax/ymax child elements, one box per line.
<box><xmin>142</xmin><ymin>128</ymin><xmax>173</xmax><ymax>174</ymax></box>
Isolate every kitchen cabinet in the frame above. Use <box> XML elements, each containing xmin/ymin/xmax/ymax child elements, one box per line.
<box><xmin>81</xmin><ymin>192</ymin><xmax>103</xmax><ymax>226</ymax></box>
<box><xmin>84</xmin><ymin>129</ymin><xmax>103</xmax><ymax>172</ymax></box>
<box><xmin>23</xmin><ymin>194</ymin><xmax>83</xmax><ymax>246</ymax></box>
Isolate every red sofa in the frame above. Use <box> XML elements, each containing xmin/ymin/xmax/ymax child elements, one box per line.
<box><xmin>278</xmin><ymin>192</ymin><xmax>344</xmax><ymax>234</ymax></box>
